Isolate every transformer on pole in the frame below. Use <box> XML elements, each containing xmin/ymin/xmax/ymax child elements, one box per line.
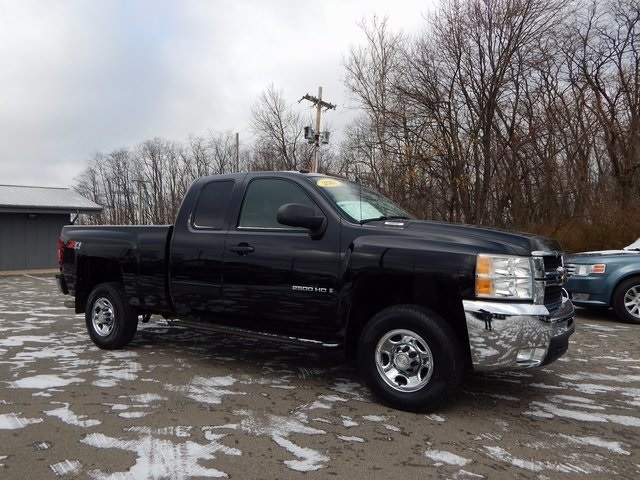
<box><xmin>299</xmin><ymin>86</ymin><xmax>336</xmax><ymax>172</ymax></box>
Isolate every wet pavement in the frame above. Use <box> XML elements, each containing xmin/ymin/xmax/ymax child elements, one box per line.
<box><xmin>1</xmin><ymin>273</ymin><xmax>639</xmax><ymax>479</ymax></box>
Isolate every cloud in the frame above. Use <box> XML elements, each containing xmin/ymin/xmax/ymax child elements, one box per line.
<box><xmin>0</xmin><ymin>0</ymin><xmax>430</xmax><ymax>187</ymax></box>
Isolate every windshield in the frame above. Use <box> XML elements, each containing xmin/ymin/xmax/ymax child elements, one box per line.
<box><xmin>310</xmin><ymin>177</ymin><xmax>413</xmax><ymax>223</ymax></box>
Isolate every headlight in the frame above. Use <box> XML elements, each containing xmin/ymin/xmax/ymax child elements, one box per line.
<box><xmin>571</xmin><ymin>264</ymin><xmax>606</xmax><ymax>276</ymax></box>
<box><xmin>476</xmin><ymin>254</ymin><xmax>534</xmax><ymax>300</ymax></box>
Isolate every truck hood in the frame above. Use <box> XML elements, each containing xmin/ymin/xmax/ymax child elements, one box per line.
<box><xmin>365</xmin><ymin>219</ymin><xmax>563</xmax><ymax>256</ymax></box>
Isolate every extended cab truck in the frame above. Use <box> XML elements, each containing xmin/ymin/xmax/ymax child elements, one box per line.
<box><xmin>57</xmin><ymin>171</ymin><xmax>575</xmax><ymax>412</ymax></box>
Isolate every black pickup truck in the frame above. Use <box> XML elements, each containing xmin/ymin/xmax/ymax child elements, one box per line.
<box><xmin>57</xmin><ymin>171</ymin><xmax>574</xmax><ymax>411</ymax></box>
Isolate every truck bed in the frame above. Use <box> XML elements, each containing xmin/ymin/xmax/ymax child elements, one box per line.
<box><xmin>59</xmin><ymin>224</ymin><xmax>173</xmax><ymax>313</ymax></box>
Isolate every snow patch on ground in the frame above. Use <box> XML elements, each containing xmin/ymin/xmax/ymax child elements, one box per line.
<box><xmin>235</xmin><ymin>409</ymin><xmax>328</xmax><ymax>471</ymax></box>
<box><xmin>45</xmin><ymin>403</ymin><xmax>101</xmax><ymax>427</ymax></box>
<box><xmin>483</xmin><ymin>445</ymin><xmax>605</xmax><ymax>474</ymax></box>
<box><xmin>81</xmin><ymin>432</ymin><xmax>240</xmax><ymax>479</ymax></box>
<box><xmin>424</xmin><ymin>449</ymin><xmax>471</xmax><ymax>466</ymax></box>
<box><xmin>560</xmin><ymin>434</ymin><xmax>630</xmax><ymax>455</ymax></box>
<box><xmin>526</xmin><ymin>401</ymin><xmax>640</xmax><ymax>427</ymax></box>
<box><xmin>0</xmin><ymin>335</ymin><xmax>56</xmax><ymax>347</ymax></box>
<box><xmin>165</xmin><ymin>375</ymin><xmax>244</xmax><ymax>404</ymax></box>
<box><xmin>0</xmin><ymin>412</ymin><xmax>43</xmax><ymax>429</ymax></box>
<box><xmin>9</xmin><ymin>374</ymin><xmax>84</xmax><ymax>389</ymax></box>
<box><xmin>50</xmin><ymin>459</ymin><xmax>82</xmax><ymax>476</ymax></box>
<box><xmin>337</xmin><ymin>434</ymin><xmax>365</xmax><ymax>442</ymax></box>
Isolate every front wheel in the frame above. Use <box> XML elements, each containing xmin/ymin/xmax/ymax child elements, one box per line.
<box><xmin>612</xmin><ymin>277</ymin><xmax>640</xmax><ymax>324</ymax></box>
<box><xmin>85</xmin><ymin>282</ymin><xmax>138</xmax><ymax>349</ymax></box>
<box><xmin>357</xmin><ymin>305</ymin><xmax>463</xmax><ymax>412</ymax></box>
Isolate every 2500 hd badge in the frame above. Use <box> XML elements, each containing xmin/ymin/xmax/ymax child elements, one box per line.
<box><xmin>292</xmin><ymin>285</ymin><xmax>335</xmax><ymax>294</ymax></box>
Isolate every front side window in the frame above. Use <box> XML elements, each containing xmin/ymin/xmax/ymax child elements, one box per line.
<box><xmin>238</xmin><ymin>178</ymin><xmax>316</xmax><ymax>229</ymax></box>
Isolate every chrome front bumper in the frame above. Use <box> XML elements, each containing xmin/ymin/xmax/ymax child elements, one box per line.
<box><xmin>463</xmin><ymin>296</ymin><xmax>575</xmax><ymax>371</ymax></box>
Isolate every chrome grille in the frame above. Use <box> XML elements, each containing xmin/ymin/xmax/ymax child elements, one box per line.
<box><xmin>543</xmin><ymin>255</ymin><xmax>563</xmax><ymax>272</ymax></box>
<box><xmin>544</xmin><ymin>285</ymin><xmax>563</xmax><ymax>305</ymax></box>
<box><xmin>536</xmin><ymin>253</ymin><xmax>566</xmax><ymax>307</ymax></box>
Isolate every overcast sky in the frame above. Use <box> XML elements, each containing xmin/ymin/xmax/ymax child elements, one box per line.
<box><xmin>0</xmin><ymin>0</ymin><xmax>432</xmax><ymax>188</ymax></box>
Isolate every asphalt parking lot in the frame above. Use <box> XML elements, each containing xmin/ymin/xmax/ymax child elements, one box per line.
<box><xmin>1</xmin><ymin>273</ymin><xmax>639</xmax><ymax>479</ymax></box>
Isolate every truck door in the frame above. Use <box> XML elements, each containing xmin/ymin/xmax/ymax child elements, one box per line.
<box><xmin>222</xmin><ymin>177</ymin><xmax>340</xmax><ymax>342</ymax></box>
<box><xmin>169</xmin><ymin>179</ymin><xmax>235</xmax><ymax>318</ymax></box>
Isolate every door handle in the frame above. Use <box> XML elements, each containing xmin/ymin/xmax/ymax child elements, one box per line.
<box><xmin>230</xmin><ymin>243</ymin><xmax>255</xmax><ymax>255</ymax></box>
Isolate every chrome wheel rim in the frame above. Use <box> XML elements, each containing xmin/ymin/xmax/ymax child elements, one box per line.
<box><xmin>92</xmin><ymin>297</ymin><xmax>115</xmax><ymax>337</ymax></box>
<box><xmin>375</xmin><ymin>329</ymin><xmax>433</xmax><ymax>392</ymax></box>
<box><xmin>623</xmin><ymin>285</ymin><xmax>640</xmax><ymax>320</ymax></box>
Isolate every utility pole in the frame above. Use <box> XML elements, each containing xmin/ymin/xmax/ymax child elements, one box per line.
<box><xmin>300</xmin><ymin>86</ymin><xmax>336</xmax><ymax>172</ymax></box>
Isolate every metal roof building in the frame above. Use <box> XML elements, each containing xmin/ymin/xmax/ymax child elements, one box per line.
<box><xmin>0</xmin><ymin>185</ymin><xmax>102</xmax><ymax>271</ymax></box>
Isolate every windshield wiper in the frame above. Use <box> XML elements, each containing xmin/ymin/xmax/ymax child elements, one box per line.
<box><xmin>360</xmin><ymin>215</ymin><xmax>411</xmax><ymax>224</ymax></box>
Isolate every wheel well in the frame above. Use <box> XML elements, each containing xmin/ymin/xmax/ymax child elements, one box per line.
<box><xmin>75</xmin><ymin>257</ymin><xmax>123</xmax><ymax>313</ymax></box>
<box><xmin>610</xmin><ymin>274</ymin><xmax>640</xmax><ymax>304</ymax></box>
<box><xmin>345</xmin><ymin>274</ymin><xmax>471</xmax><ymax>365</ymax></box>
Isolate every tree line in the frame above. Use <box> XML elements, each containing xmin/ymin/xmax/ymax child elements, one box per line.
<box><xmin>75</xmin><ymin>0</ymin><xmax>639</xmax><ymax>252</ymax></box>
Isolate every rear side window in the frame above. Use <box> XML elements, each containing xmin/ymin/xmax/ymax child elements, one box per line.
<box><xmin>238</xmin><ymin>178</ymin><xmax>315</xmax><ymax>229</ymax></box>
<box><xmin>192</xmin><ymin>180</ymin><xmax>234</xmax><ymax>229</ymax></box>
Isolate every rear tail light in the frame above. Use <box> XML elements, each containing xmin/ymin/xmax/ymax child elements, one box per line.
<box><xmin>58</xmin><ymin>239</ymin><xmax>81</xmax><ymax>267</ymax></box>
<box><xmin>57</xmin><ymin>238</ymin><xmax>65</xmax><ymax>267</ymax></box>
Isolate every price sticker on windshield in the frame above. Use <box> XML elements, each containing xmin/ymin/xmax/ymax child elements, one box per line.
<box><xmin>317</xmin><ymin>178</ymin><xmax>342</xmax><ymax>188</ymax></box>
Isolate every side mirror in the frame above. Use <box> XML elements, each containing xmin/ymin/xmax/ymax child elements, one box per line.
<box><xmin>276</xmin><ymin>203</ymin><xmax>327</xmax><ymax>238</ymax></box>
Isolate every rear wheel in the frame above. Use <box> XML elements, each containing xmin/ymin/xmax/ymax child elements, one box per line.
<box><xmin>357</xmin><ymin>305</ymin><xmax>463</xmax><ymax>412</ymax></box>
<box><xmin>612</xmin><ymin>277</ymin><xmax>640</xmax><ymax>324</ymax></box>
<box><xmin>85</xmin><ymin>282</ymin><xmax>138</xmax><ymax>349</ymax></box>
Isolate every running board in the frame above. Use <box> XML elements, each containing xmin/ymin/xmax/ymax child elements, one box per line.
<box><xmin>166</xmin><ymin>319</ymin><xmax>341</xmax><ymax>348</ymax></box>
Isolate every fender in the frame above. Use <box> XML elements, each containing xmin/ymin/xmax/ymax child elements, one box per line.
<box><xmin>340</xmin><ymin>233</ymin><xmax>478</xmax><ymax>355</ymax></box>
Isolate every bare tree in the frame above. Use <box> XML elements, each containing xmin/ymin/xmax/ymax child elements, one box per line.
<box><xmin>182</xmin><ymin>134</ymin><xmax>213</xmax><ymax>179</ymax></box>
<box><xmin>342</xmin><ymin>16</ymin><xmax>419</xmax><ymax>204</ymax></box>
<box><xmin>74</xmin><ymin>131</ymin><xmax>250</xmax><ymax>226</ymax></box>
<box><xmin>404</xmin><ymin>0</ymin><xmax>568</xmax><ymax>225</ymax></box>
<box><xmin>570</xmin><ymin>0</ymin><xmax>640</xmax><ymax>200</ymax></box>
<box><xmin>74</xmin><ymin>160</ymin><xmax>105</xmax><ymax>225</ymax></box>
<box><xmin>209</xmin><ymin>130</ymin><xmax>240</xmax><ymax>174</ymax></box>
<box><xmin>75</xmin><ymin>149</ymin><xmax>138</xmax><ymax>225</ymax></box>
<box><xmin>249</xmin><ymin>84</ymin><xmax>313</xmax><ymax>171</ymax></box>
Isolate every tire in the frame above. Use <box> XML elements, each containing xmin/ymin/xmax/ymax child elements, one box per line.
<box><xmin>357</xmin><ymin>305</ymin><xmax>463</xmax><ymax>412</ymax></box>
<box><xmin>612</xmin><ymin>277</ymin><xmax>640</xmax><ymax>324</ymax></box>
<box><xmin>85</xmin><ymin>282</ymin><xmax>138</xmax><ymax>349</ymax></box>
